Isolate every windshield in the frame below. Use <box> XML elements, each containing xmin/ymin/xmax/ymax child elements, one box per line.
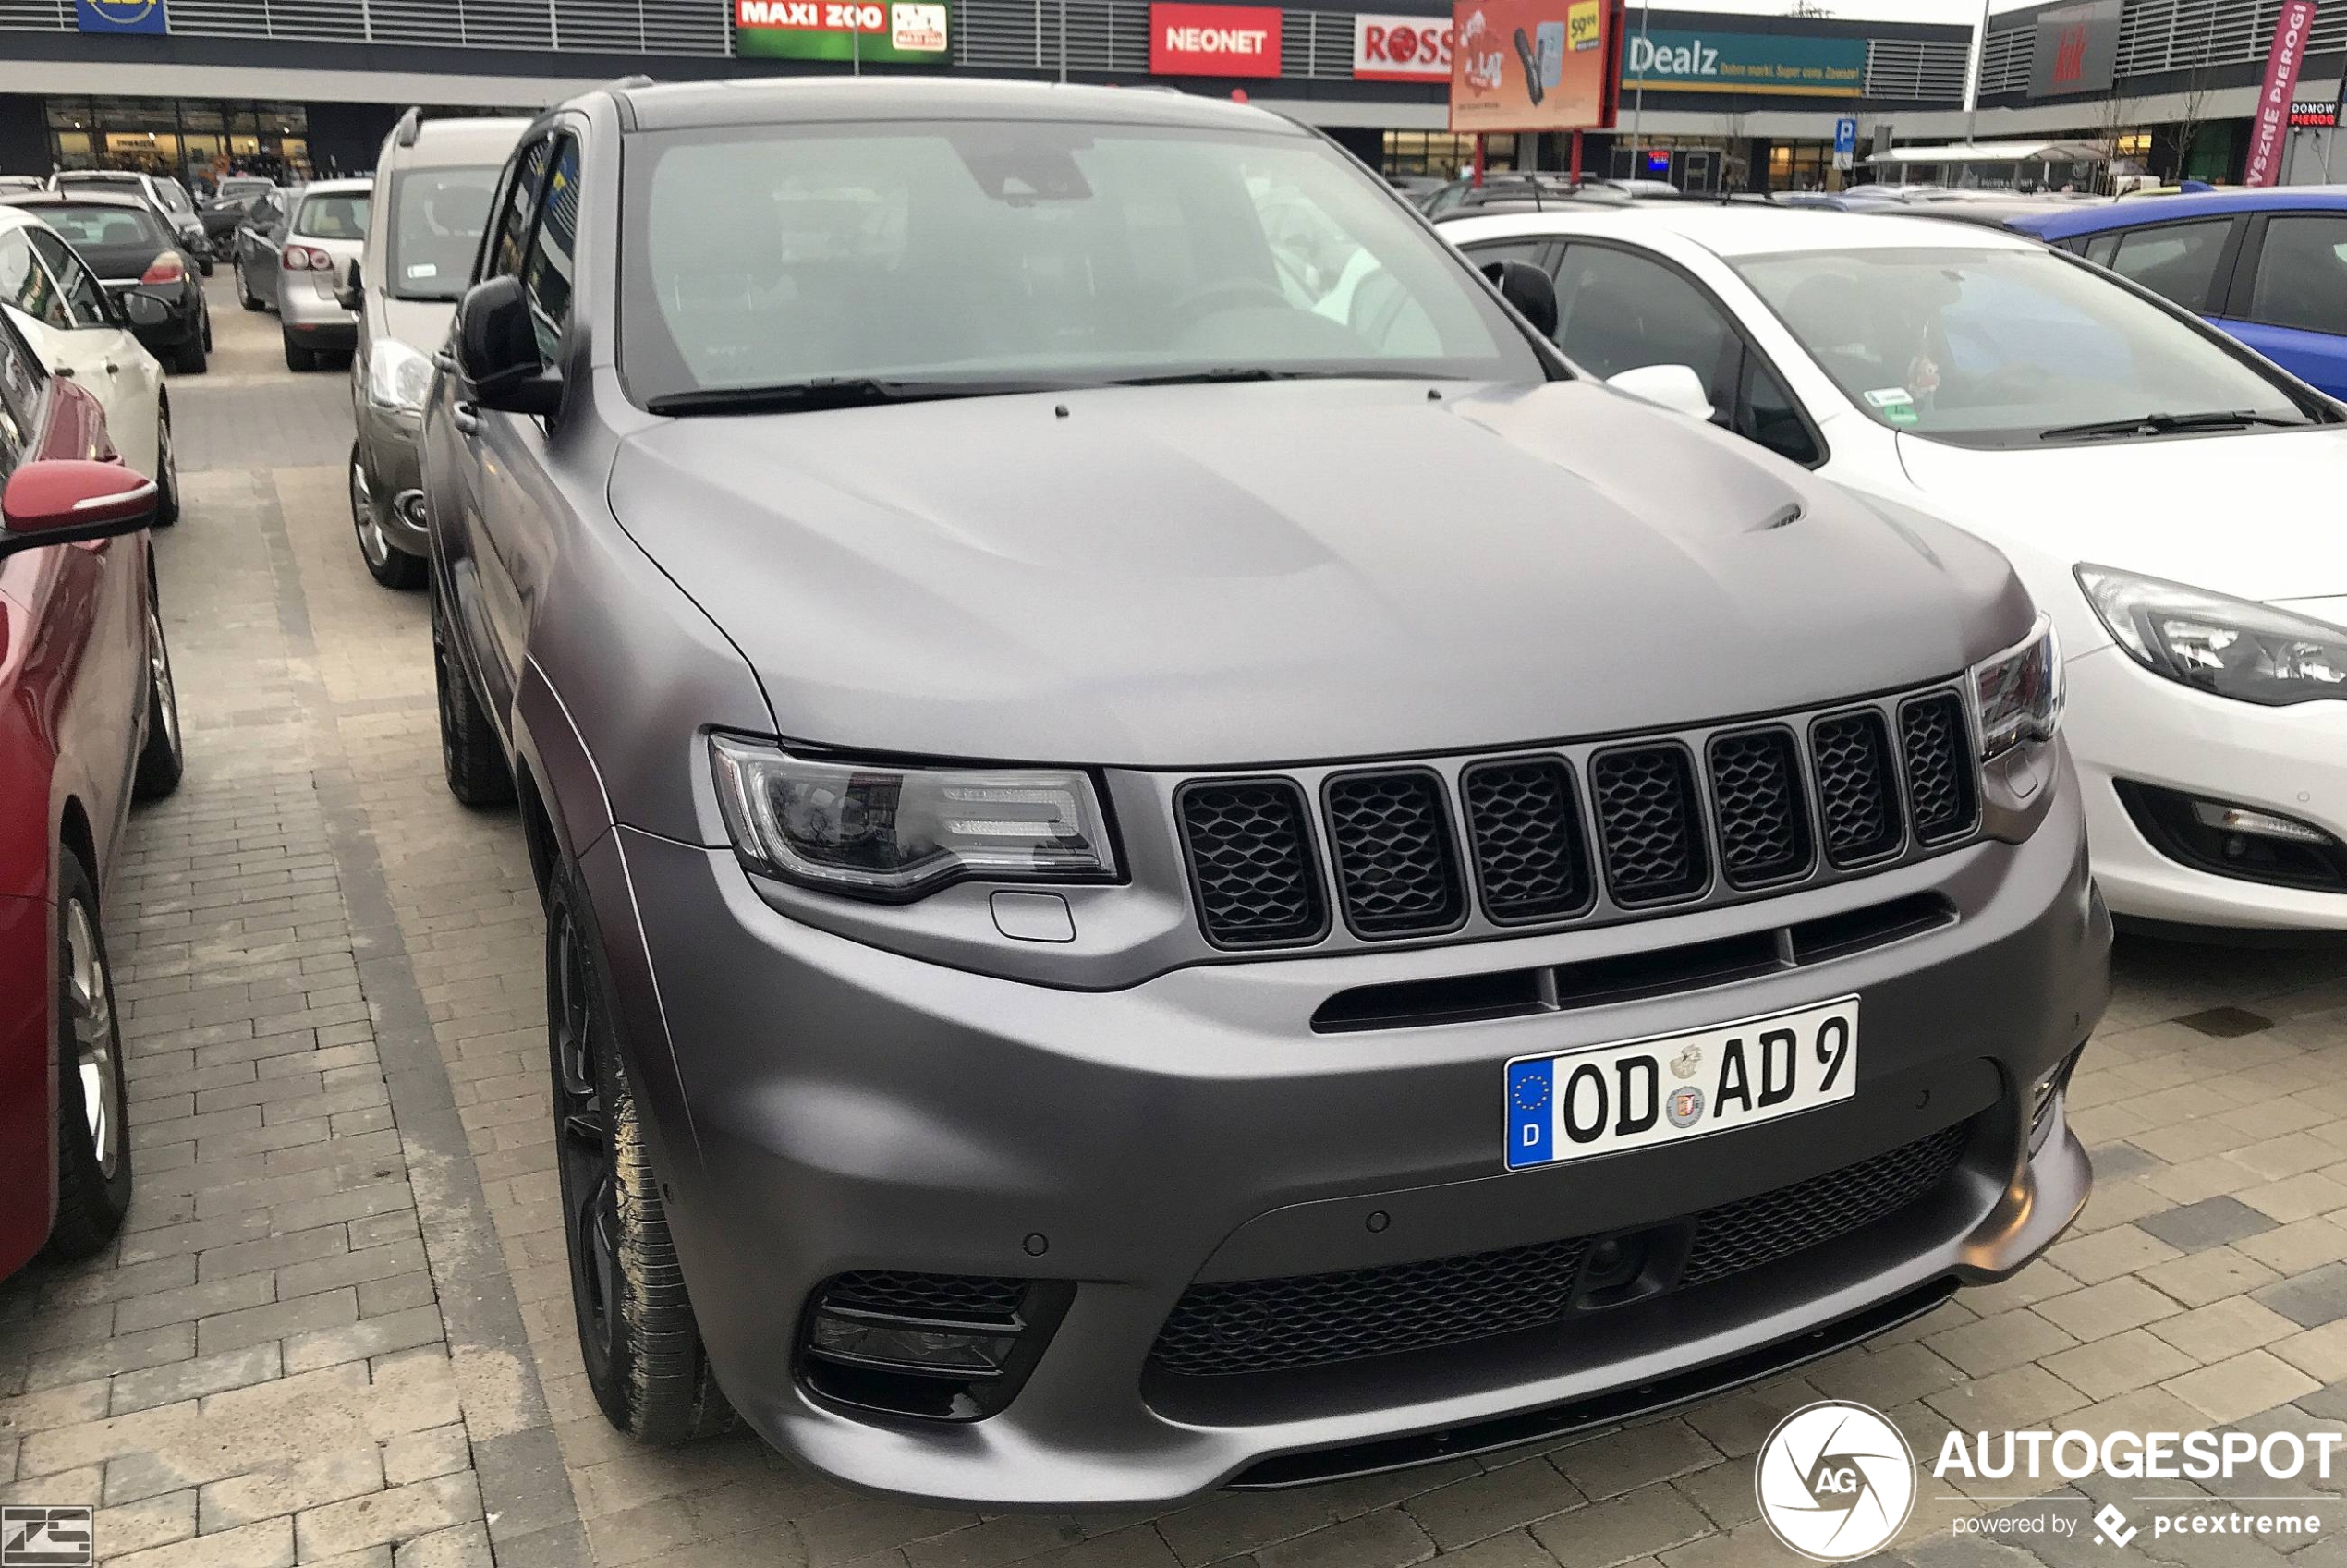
<box><xmin>388</xmin><ymin>166</ymin><xmax>497</xmax><ymax>300</ymax></box>
<box><xmin>294</xmin><ymin>192</ymin><xmax>371</xmax><ymax>241</ymax></box>
<box><xmin>1733</xmin><ymin>246</ymin><xmax>2313</xmax><ymax>447</ymax></box>
<box><xmin>23</xmin><ymin>203</ymin><xmax>167</xmax><ymax>249</ymax></box>
<box><xmin>620</xmin><ymin>119</ymin><xmax>1545</xmax><ymax>404</ymax></box>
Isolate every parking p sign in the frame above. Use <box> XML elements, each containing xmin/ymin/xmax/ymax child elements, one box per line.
<box><xmin>1833</xmin><ymin>115</ymin><xmax>1857</xmax><ymax>169</ymax></box>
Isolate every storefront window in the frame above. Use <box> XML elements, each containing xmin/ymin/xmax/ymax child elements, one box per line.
<box><xmin>42</xmin><ymin>97</ymin><xmax>311</xmax><ymax>188</ymax></box>
<box><xmin>1382</xmin><ymin>131</ymin><xmax>1513</xmax><ymax>179</ymax></box>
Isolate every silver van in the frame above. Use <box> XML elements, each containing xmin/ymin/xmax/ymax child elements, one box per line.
<box><xmin>346</xmin><ymin>110</ymin><xmax>528</xmax><ymax>587</ymax></box>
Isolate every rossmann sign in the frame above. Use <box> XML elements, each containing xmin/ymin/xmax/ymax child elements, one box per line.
<box><xmin>1355</xmin><ymin>13</ymin><xmax>1453</xmax><ymax>80</ymax></box>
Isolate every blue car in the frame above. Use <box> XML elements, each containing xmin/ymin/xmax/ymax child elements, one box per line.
<box><xmin>2011</xmin><ymin>188</ymin><xmax>2347</xmax><ymax>397</ymax></box>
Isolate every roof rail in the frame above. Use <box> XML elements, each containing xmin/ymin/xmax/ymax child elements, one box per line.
<box><xmin>607</xmin><ymin>74</ymin><xmax>655</xmax><ymax>89</ymax></box>
<box><xmin>394</xmin><ymin>106</ymin><xmax>423</xmax><ymax>148</ymax></box>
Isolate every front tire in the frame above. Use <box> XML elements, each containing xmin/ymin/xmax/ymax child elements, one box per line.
<box><xmin>48</xmin><ymin>856</ymin><xmax>131</xmax><ymax>1259</ymax></box>
<box><xmin>152</xmin><ymin>401</ymin><xmax>178</xmax><ymax>528</ymax></box>
<box><xmin>432</xmin><ymin>578</ymin><xmax>514</xmax><ymax>806</ymax></box>
<box><xmin>237</xmin><ymin>259</ymin><xmax>261</xmax><ymax>311</ymax></box>
<box><xmin>134</xmin><ymin>588</ymin><xmax>184</xmax><ymax>800</ymax></box>
<box><xmin>170</xmin><ymin>337</ymin><xmax>206</xmax><ymax>376</ymax></box>
<box><xmin>547</xmin><ymin>860</ymin><xmax>734</xmax><ymax>1444</ymax></box>
<box><xmin>350</xmin><ymin>443</ymin><xmax>424</xmax><ymax>590</ymax></box>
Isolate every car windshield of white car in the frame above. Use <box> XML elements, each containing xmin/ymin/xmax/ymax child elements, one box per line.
<box><xmin>619</xmin><ymin>118</ymin><xmax>1549</xmax><ymax>407</ymax></box>
<box><xmin>1734</xmin><ymin>246</ymin><xmax>2317</xmax><ymax>448</ymax></box>
<box><xmin>388</xmin><ymin>166</ymin><xmax>498</xmax><ymax>303</ymax></box>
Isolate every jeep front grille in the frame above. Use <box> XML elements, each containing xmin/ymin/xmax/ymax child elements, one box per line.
<box><xmin>1172</xmin><ymin>681</ymin><xmax>1982</xmax><ymax>949</ymax></box>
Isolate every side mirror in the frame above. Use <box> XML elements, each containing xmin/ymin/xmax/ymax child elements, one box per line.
<box><xmin>454</xmin><ymin>274</ymin><xmax>560</xmax><ymax>417</ymax></box>
<box><xmin>1607</xmin><ymin>363</ymin><xmax>1716</xmax><ymax>422</ymax></box>
<box><xmin>0</xmin><ymin>460</ymin><xmax>156</xmax><ymax>560</ymax></box>
<box><xmin>1481</xmin><ymin>258</ymin><xmax>1559</xmax><ymax>341</ymax></box>
<box><xmin>336</xmin><ymin>260</ymin><xmax>364</xmax><ymax>311</ymax></box>
<box><xmin>122</xmin><ymin>292</ymin><xmax>170</xmax><ymax>329</ymax></box>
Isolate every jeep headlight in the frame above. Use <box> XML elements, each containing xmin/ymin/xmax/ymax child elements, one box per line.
<box><xmin>365</xmin><ymin>338</ymin><xmax>433</xmax><ymax>413</ymax></box>
<box><xmin>2076</xmin><ymin>564</ymin><xmax>2347</xmax><ymax>707</ymax></box>
<box><xmin>709</xmin><ymin>737</ymin><xmax>1118</xmax><ymax>900</ymax></box>
<box><xmin>1970</xmin><ymin>614</ymin><xmax>2062</xmax><ymax>760</ymax></box>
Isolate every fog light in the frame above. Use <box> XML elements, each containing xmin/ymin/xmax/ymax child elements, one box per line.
<box><xmin>808</xmin><ymin>1312</ymin><xmax>1016</xmax><ymax>1372</ymax></box>
<box><xmin>2189</xmin><ymin>800</ymin><xmax>2336</xmax><ymax>846</ymax></box>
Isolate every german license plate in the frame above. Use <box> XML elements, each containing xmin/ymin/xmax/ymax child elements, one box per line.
<box><xmin>1504</xmin><ymin>997</ymin><xmax>1859</xmax><ymax>1171</ymax></box>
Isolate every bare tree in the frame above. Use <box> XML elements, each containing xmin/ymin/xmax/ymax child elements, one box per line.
<box><xmin>1719</xmin><ymin>109</ymin><xmax>1752</xmax><ymax>189</ymax></box>
<box><xmin>1782</xmin><ymin>0</ymin><xmax>1832</xmax><ymax>14</ymax></box>
<box><xmin>2168</xmin><ymin>54</ymin><xmax>2216</xmax><ymax>181</ymax></box>
<box><xmin>2089</xmin><ymin>85</ymin><xmax>2142</xmax><ymax>193</ymax></box>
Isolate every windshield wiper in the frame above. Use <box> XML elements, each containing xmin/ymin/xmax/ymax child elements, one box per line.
<box><xmin>2037</xmin><ymin>409</ymin><xmax>2305</xmax><ymax>442</ymax></box>
<box><xmin>645</xmin><ymin>377</ymin><xmax>1062</xmax><ymax>415</ymax></box>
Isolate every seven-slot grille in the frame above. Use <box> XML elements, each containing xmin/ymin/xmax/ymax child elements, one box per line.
<box><xmin>1175</xmin><ymin>684</ymin><xmax>1981</xmax><ymax>948</ymax></box>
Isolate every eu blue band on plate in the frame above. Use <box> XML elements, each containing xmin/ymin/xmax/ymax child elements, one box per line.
<box><xmin>1506</xmin><ymin>1058</ymin><xmax>1553</xmax><ymax>1169</ymax></box>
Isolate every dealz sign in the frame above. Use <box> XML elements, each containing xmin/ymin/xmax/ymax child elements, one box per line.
<box><xmin>735</xmin><ymin>0</ymin><xmax>949</xmax><ymax>60</ymax></box>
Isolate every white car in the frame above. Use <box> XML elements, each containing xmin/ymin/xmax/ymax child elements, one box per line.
<box><xmin>0</xmin><ymin>205</ymin><xmax>174</xmax><ymax>521</ymax></box>
<box><xmin>1444</xmin><ymin>204</ymin><xmax>2347</xmax><ymax>932</ymax></box>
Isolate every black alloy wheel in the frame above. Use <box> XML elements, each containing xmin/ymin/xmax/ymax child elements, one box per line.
<box><xmin>544</xmin><ymin>862</ymin><xmax>733</xmax><ymax>1443</ymax></box>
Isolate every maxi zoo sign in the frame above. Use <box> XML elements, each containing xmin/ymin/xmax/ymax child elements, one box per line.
<box><xmin>736</xmin><ymin>0</ymin><xmax>951</xmax><ymax>60</ymax></box>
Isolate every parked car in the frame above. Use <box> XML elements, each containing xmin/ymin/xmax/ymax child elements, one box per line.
<box><xmin>0</xmin><ymin>176</ymin><xmax>44</xmax><ymax>196</ymax></box>
<box><xmin>232</xmin><ymin>184</ymin><xmax>299</xmax><ymax>311</ymax></box>
<box><xmin>346</xmin><ymin>111</ymin><xmax>527</xmax><ymax>588</ymax></box>
<box><xmin>267</xmin><ymin>179</ymin><xmax>370</xmax><ymax>371</ymax></box>
<box><xmin>0</xmin><ymin>301</ymin><xmax>183</xmax><ymax>1282</ymax></box>
<box><xmin>420</xmin><ymin>79</ymin><xmax>2106</xmax><ymax>1506</ymax></box>
<box><xmin>0</xmin><ymin>206</ymin><xmax>177</xmax><ymax>522</ymax></box>
<box><xmin>1</xmin><ymin>192</ymin><xmax>209</xmax><ymax>373</ymax></box>
<box><xmin>2009</xmin><ymin>188</ymin><xmax>2347</xmax><ymax>398</ymax></box>
<box><xmin>1443</xmin><ymin>202</ymin><xmax>2347</xmax><ymax>932</ymax></box>
<box><xmin>195</xmin><ymin>180</ymin><xmax>280</xmax><ymax>250</ymax></box>
<box><xmin>49</xmin><ymin>169</ymin><xmax>212</xmax><ymax>275</ymax></box>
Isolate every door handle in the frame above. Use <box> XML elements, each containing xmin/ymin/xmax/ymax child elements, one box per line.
<box><xmin>452</xmin><ymin>404</ymin><xmax>480</xmax><ymax>435</ymax></box>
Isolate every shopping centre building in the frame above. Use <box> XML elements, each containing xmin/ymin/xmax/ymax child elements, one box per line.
<box><xmin>0</xmin><ymin>0</ymin><xmax>1974</xmax><ymax>188</ymax></box>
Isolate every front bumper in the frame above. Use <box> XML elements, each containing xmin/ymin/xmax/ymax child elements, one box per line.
<box><xmin>2065</xmin><ymin>644</ymin><xmax>2347</xmax><ymax>930</ymax></box>
<box><xmin>354</xmin><ymin>400</ymin><xmax>427</xmax><ymax>556</ymax></box>
<box><xmin>589</xmin><ymin>760</ymin><xmax>2108</xmax><ymax>1509</ymax></box>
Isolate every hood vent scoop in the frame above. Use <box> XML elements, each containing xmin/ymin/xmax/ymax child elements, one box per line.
<box><xmin>1760</xmin><ymin>503</ymin><xmax>1803</xmax><ymax>531</ymax></box>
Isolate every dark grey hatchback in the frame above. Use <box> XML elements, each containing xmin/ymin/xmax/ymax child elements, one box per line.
<box><xmin>419</xmin><ymin>76</ymin><xmax>2110</xmax><ymax>1508</ymax></box>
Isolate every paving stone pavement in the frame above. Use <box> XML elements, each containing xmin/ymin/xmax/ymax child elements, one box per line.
<box><xmin>6</xmin><ymin>278</ymin><xmax>2347</xmax><ymax>1567</ymax></box>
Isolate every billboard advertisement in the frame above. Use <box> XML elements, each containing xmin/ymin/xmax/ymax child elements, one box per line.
<box><xmin>1620</xmin><ymin>29</ymin><xmax>1863</xmax><ymax>96</ymax></box>
<box><xmin>1356</xmin><ymin>12</ymin><xmax>1453</xmax><ymax>81</ymax></box>
<box><xmin>1450</xmin><ymin>0</ymin><xmax>1610</xmax><ymax>132</ymax></box>
<box><xmin>2245</xmin><ymin>0</ymin><xmax>2319</xmax><ymax>187</ymax></box>
<box><xmin>735</xmin><ymin>0</ymin><xmax>948</xmax><ymax>61</ymax></box>
<box><xmin>2027</xmin><ymin>0</ymin><xmax>2120</xmax><ymax>98</ymax></box>
<box><xmin>1149</xmin><ymin>2</ymin><xmax>1283</xmax><ymax>75</ymax></box>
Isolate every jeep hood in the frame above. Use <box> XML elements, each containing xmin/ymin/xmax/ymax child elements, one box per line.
<box><xmin>608</xmin><ymin>379</ymin><xmax>2029</xmax><ymax>767</ymax></box>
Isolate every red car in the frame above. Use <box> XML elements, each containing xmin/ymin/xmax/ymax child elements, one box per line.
<box><xmin>0</xmin><ymin>302</ymin><xmax>184</xmax><ymax>1280</ymax></box>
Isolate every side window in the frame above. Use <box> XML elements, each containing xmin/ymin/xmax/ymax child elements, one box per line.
<box><xmin>490</xmin><ymin>140</ymin><xmax>554</xmax><ymax>280</ymax></box>
<box><xmin>2245</xmin><ymin>214</ymin><xmax>2347</xmax><ymax>334</ymax></box>
<box><xmin>0</xmin><ymin>310</ymin><xmax>39</xmax><ymax>482</ymax></box>
<box><xmin>1553</xmin><ymin>244</ymin><xmax>1739</xmax><ymax>407</ymax></box>
<box><xmin>2081</xmin><ymin>234</ymin><xmax>2118</xmax><ymax>266</ymax></box>
<box><xmin>1738</xmin><ymin>357</ymin><xmax>1820</xmax><ymax>467</ymax></box>
<box><xmin>26</xmin><ymin>230</ymin><xmax>108</xmax><ymax>329</ymax></box>
<box><xmin>520</xmin><ymin>138</ymin><xmax>579</xmax><ymax>365</ymax></box>
<box><xmin>0</xmin><ymin>230</ymin><xmax>68</xmax><ymax>331</ymax></box>
<box><xmin>2105</xmin><ymin>219</ymin><xmax>2233</xmax><ymax>312</ymax></box>
<box><xmin>1464</xmin><ymin>239</ymin><xmax>1550</xmax><ymax>269</ymax></box>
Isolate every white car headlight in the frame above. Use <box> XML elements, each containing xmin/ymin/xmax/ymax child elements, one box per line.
<box><xmin>365</xmin><ymin>338</ymin><xmax>434</xmax><ymax>413</ymax></box>
<box><xmin>1970</xmin><ymin>614</ymin><xmax>2062</xmax><ymax>761</ymax></box>
<box><xmin>2075</xmin><ymin>564</ymin><xmax>2347</xmax><ymax>707</ymax></box>
<box><xmin>709</xmin><ymin>736</ymin><xmax>1118</xmax><ymax>899</ymax></box>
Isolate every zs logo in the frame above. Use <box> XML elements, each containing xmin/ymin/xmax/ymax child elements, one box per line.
<box><xmin>1</xmin><ymin>1507</ymin><xmax>93</xmax><ymax>1568</ymax></box>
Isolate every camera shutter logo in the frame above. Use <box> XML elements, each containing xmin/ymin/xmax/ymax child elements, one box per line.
<box><xmin>1754</xmin><ymin>1402</ymin><xmax>1915</xmax><ymax>1561</ymax></box>
<box><xmin>2</xmin><ymin>1506</ymin><xmax>94</xmax><ymax>1568</ymax></box>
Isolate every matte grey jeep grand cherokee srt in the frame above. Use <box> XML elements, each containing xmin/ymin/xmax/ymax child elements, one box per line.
<box><xmin>420</xmin><ymin>77</ymin><xmax>2110</xmax><ymax>1508</ymax></box>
